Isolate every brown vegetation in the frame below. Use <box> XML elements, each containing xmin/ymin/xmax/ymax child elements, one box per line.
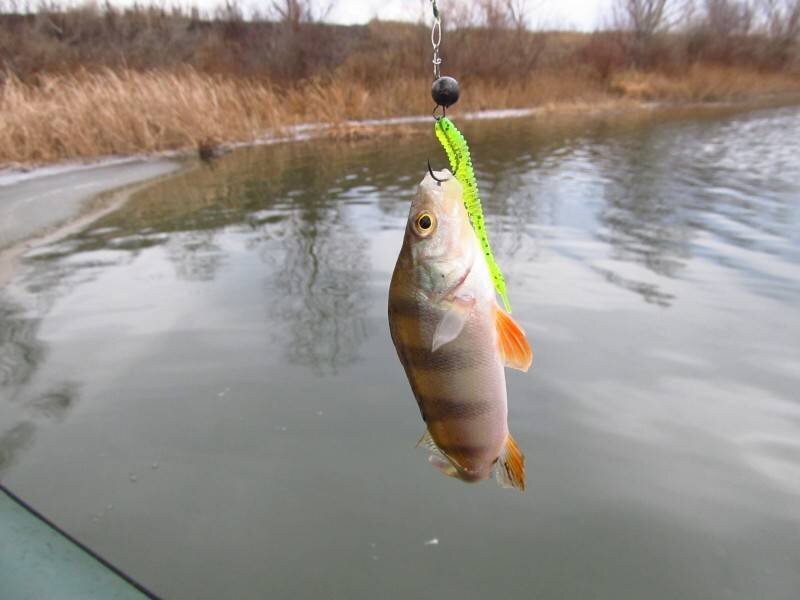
<box><xmin>610</xmin><ymin>63</ymin><xmax>800</xmax><ymax>100</ymax></box>
<box><xmin>1</xmin><ymin>0</ymin><xmax>799</xmax><ymax>166</ymax></box>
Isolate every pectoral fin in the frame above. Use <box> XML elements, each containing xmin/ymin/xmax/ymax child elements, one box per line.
<box><xmin>432</xmin><ymin>304</ymin><xmax>469</xmax><ymax>352</ymax></box>
<box><xmin>494</xmin><ymin>434</ymin><xmax>526</xmax><ymax>492</ymax></box>
<box><xmin>494</xmin><ymin>304</ymin><xmax>533</xmax><ymax>372</ymax></box>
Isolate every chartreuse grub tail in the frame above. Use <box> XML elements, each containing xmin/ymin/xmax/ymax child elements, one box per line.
<box><xmin>435</xmin><ymin>117</ymin><xmax>511</xmax><ymax>312</ymax></box>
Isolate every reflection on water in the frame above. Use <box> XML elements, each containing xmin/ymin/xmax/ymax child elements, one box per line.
<box><xmin>270</xmin><ymin>200</ymin><xmax>370</xmax><ymax>373</ymax></box>
<box><xmin>0</xmin><ymin>302</ymin><xmax>45</xmax><ymax>389</ymax></box>
<box><xmin>166</xmin><ymin>231</ymin><xmax>225</xmax><ymax>282</ymax></box>
<box><xmin>594</xmin><ymin>130</ymin><xmax>689</xmax><ymax>306</ymax></box>
<box><xmin>1</xmin><ymin>104</ymin><xmax>799</xmax><ymax>600</ymax></box>
<box><xmin>0</xmin><ymin>297</ymin><xmax>80</xmax><ymax>473</ymax></box>
<box><xmin>0</xmin><ymin>421</ymin><xmax>35</xmax><ymax>475</ymax></box>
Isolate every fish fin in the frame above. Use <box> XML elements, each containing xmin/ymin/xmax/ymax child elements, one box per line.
<box><xmin>432</xmin><ymin>304</ymin><xmax>469</xmax><ymax>352</ymax></box>
<box><xmin>428</xmin><ymin>454</ymin><xmax>459</xmax><ymax>478</ymax></box>
<box><xmin>415</xmin><ymin>430</ymin><xmax>439</xmax><ymax>453</ymax></box>
<box><xmin>417</xmin><ymin>431</ymin><xmax>463</xmax><ymax>475</ymax></box>
<box><xmin>494</xmin><ymin>304</ymin><xmax>533</xmax><ymax>372</ymax></box>
<box><xmin>494</xmin><ymin>434</ymin><xmax>526</xmax><ymax>492</ymax></box>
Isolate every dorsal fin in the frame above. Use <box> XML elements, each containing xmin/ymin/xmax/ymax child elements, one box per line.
<box><xmin>494</xmin><ymin>434</ymin><xmax>526</xmax><ymax>492</ymax></box>
<box><xmin>494</xmin><ymin>304</ymin><xmax>533</xmax><ymax>372</ymax></box>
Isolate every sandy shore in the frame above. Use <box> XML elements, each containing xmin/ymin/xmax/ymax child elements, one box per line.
<box><xmin>0</xmin><ymin>158</ymin><xmax>181</xmax><ymax>287</ymax></box>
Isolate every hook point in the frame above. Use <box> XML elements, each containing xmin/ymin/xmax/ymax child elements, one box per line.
<box><xmin>427</xmin><ymin>160</ymin><xmax>447</xmax><ymax>184</ymax></box>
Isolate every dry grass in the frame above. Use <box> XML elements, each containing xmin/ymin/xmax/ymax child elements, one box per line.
<box><xmin>2</xmin><ymin>65</ymin><xmax>800</xmax><ymax>166</ymax></box>
<box><xmin>0</xmin><ymin>67</ymin><xmax>603</xmax><ymax>165</ymax></box>
<box><xmin>0</xmin><ymin>69</ymin><xmax>284</xmax><ymax>163</ymax></box>
<box><xmin>2</xmin><ymin>5</ymin><xmax>800</xmax><ymax>166</ymax></box>
<box><xmin>610</xmin><ymin>65</ymin><xmax>800</xmax><ymax>102</ymax></box>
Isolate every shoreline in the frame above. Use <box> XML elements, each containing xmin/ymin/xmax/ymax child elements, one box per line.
<box><xmin>0</xmin><ymin>106</ymin><xmax>545</xmax><ymax>182</ymax></box>
<box><xmin>1</xmin><ymin>93</ymin><xmax>798</xmax><ymax>289</ymax></box>
<box><xmin>4</xmin><ymin>90</ymin><xmax>800</xmax><ymax>176</ymax></box>
<box><xmin>0</xmin><ymin>158</ymin><xmax>184</xmax><ymax>288</ymax></box>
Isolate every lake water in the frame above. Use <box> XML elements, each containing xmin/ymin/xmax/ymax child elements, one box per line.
<box><xmin>1</xmin><ymin>105</ymin><xmax>799</xmax><ymax>599</ymax></box>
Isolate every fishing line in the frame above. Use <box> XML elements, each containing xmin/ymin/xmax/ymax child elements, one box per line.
<box><xmin>431</xmin><ymin>0</ymin><xmax>442</xmax><ymax>81</ymax></box>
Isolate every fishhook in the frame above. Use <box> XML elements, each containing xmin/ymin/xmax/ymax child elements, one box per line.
<box><xmin>427</xmin><ymin>159</ymin><xmax>447</xmax><ymax>184</ymax></box>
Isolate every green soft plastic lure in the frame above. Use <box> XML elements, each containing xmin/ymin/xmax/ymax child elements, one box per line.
<box><xmin>434</xmin><ymin>117</ymin><xmax>511</xmax><ymax>312</ymax></box>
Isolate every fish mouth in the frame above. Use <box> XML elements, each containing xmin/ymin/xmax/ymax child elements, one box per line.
<box><xmin>427</xmin><ymin>160</ymin><xmax>449</xmax><ymax>184</ymax></box>
<box><xmin>421</xmin><ymin>167</ymin><xmax>453</xmax><ymax>190</ymax></box>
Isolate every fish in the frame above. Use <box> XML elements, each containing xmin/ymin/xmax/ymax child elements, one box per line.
<box><xmin>388</xmin><ymin>168</ymin><xmax>532</xmax><ymax>491</ymax></box>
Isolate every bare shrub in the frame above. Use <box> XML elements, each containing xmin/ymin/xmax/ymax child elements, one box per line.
<box><xmin>2</xmin><ymin>0</ymin><xmax>800</xmax><ymax>165</ymax></box>
<box><xmin>705</xmin><ymin>0</ymin><xmax>755</xmax><ymax>35</ymax></box>
<box><xmin>269</xmin><ymin>0</ymin><xmax>335</xmax><ymax>28</ymax></box>
<box><xmin>610</xmin><ymin>62</ymin><xmax>799</xmax><ymax>99</ymax></box>
<box><xmin>612</xmin><ymin>0</ymin><xmax>686</xmax><ymax>66</ymax></box>
<box><xmin>446</xmin><ymin>0</ymin><xmax>532</xmax><ymax>29</ymax></box>
<box><xmin>579</xmin><ymin>32</ymin><xmax>629</xmax><ymax>80</ymax></box>
<box><xmin>758</xmin><ymin>0</ymin><xmax>800</xmax><ymax>64</ymax></box>
<box><xmin>684</xmin><ymin>0</ymin><xmax>758</xmax><ymax>64</ymax></box>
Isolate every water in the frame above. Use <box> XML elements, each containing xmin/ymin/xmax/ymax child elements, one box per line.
<box><xmin>2</xmin><ymin>105</ymin><xmax>800</xmax><ymax>599</ymax></box>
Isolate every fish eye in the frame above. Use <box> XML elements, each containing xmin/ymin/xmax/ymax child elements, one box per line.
<box><xmin>414</xmin><ymin>212</ymin><xmax>436</xmax><ymax>236</ymax></box>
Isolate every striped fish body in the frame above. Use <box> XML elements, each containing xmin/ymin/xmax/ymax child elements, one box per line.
<box><xmin>390</xmin><ymin>253</ymin><xmax>508</xmax><ymax>481</ymax></box>
<box><xmin>388</xmin><ymin>171</ymin><xmax>531</xmax><ymax>490</ymax></box>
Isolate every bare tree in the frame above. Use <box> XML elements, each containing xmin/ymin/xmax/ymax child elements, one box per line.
<box><xmin>758</xmin><ymin>0</ymin><xmax>800</xmax><ymax>62</ymax></box>
<box><xmin>477</xmin><ymin>0</ymin><xmax>513</xmax><ymax>28</ymax></box>
<box><xmin>505</xmin><ymin>0</ymin><xmax>531</xmax><ymax>29</ymax></box>
<box><xmin>613</xmin><ymin>0</ymin><xmax>700</xmax><ymax>64</ymax></box>
<box><xmin>614</xmin><ymin>0</ymin><xmax>672</xmax><ymax>65</ymax></box>
<box><xmin>270</xmin><ymin>0</ymin><xmax>306</xmax><ymax>25</ymax></box>
<box><xmin>704</xmin><ymin>0</ymin><xmax>755</xmax><ymax>35</ymax></box>
<box><xmin>681</xmin><ymin>0</ymin><xmax>758</xmax><ymax>64</ymax></box>
<box><xmin>215</xmin><ymin>0</ymin><xmax>244</xmax><ymax>22</ymax></box>
<box><xmin>760</xmin><ymin>0</ymin><xmax>800</xmax><ymax>38</ymax></box>
<box><xmin>615</xmin><ymin>0</ymin><xmax>672</xmax><ymax>34</ymax></box>
<box><xmin>269</xmin><ymin>0</ymin><xmax>335</xmax><ymax>28</ymax></box>
<box><xmin>447</xmin><ymin>0</ymin><xmax>533</xmax><ymax>30</ymax></box>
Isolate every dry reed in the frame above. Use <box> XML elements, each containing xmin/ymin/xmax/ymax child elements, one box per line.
<box><xmin>0</xmin><ymin>67</ymin><xmax>601</xmax><ymax>165</ymax></box>
<box><xmin>1</xmin><ymin>69</ymin><xmax>284</xmax><ymax>163</ymax></box>
<box><xmin>610</xmin><ymin>65</ymin><xmax>800</xmax><ymax>102</ymax></box>
<box><xmin>3</xmin><ymin>4</ymin><xmax>800</xmax><ymax>166</ymax></box>
<box><xmin>2</xmin><ymin>65</ymin><xmax>799</xmax><ymax>166</ymax></box>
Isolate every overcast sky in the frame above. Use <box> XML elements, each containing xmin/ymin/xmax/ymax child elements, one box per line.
<box><xmin>93</xmin><ymin>0</ymin><xmax>614</xmax><ymax>31</ymax></box>
<box><xmin>327</xmin><ymin>1</ymin><xmax>614</xmax><ymax>30</ymax></box>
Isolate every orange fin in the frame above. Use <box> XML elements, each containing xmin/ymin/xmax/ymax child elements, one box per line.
<box><xmin>494</xmin><ymin>434</ymin><xmax>526</xmax><ymax>492</ymax></box>
<box><xmin>494</xmin><ymin>304</ymin><xmax>533</xmax><ymax>372</ymax></box>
